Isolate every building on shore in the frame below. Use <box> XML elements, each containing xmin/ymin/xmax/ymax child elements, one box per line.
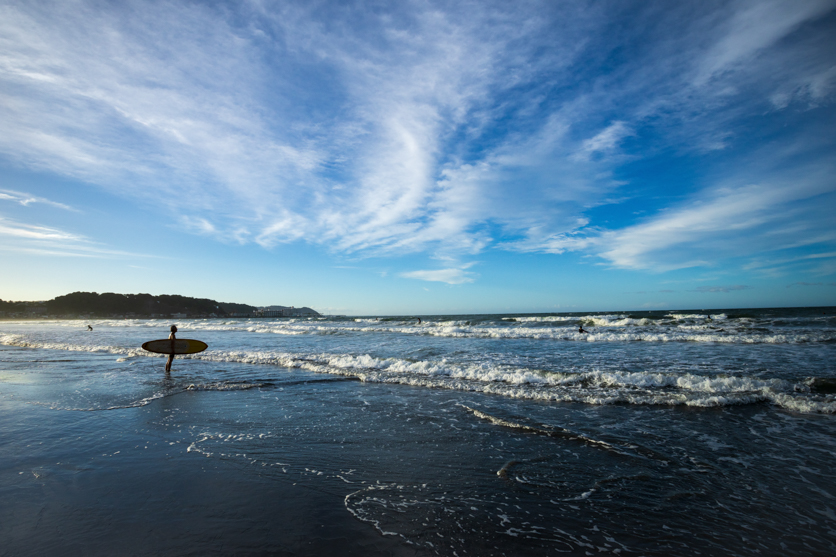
<box><xmin>255</xmin><ymin>305</ymin><xmax>320</xmax><ymax>318</ymax></box>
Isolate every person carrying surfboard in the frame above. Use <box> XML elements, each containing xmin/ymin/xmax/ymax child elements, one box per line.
<box><xmin>141</xmin><ymin>330</ymin><xmax>207</xmax><ymax>370</ymax></box>
<box><xmin>165</xmin><ymin>325</ymin><xmax>177</xmax><ymax>372</ymax></box>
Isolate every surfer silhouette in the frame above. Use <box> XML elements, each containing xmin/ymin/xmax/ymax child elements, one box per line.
<box><xmin>579</xmin><ymin>324</ymin><xmax>588</xmax><ymax>334</ymax></box>
<box><xmin>87</xmin><ymin>324</ymin><xmax>93</xmax><ymax>331</ymax></box>
<box><xmin>417</xmin><ymin>317</ymin><xmax>422</xmax><ymax>325</ymax></box>
<box><xmin>165</xmin><ymin>325</ymin><xmax>177</xmax><ymax>372</ymax></box>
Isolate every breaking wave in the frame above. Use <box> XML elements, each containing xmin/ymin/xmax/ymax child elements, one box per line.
<box><xmin>2</xmin><ymin>334</ymin><xmax>832</xmax><ymax>413</ymax></box>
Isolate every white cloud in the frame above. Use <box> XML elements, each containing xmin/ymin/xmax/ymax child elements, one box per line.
<box><xmin>577</xmin><ymin>121</ymin><xmax>634</xmax><ymax>158</ymax></box>
<box><xmin>0</xmin><ymin>0</ymin><xmax>610</xmax><ymax>260</ymax></box>
<box><xmin>180</xmin><ymin>215</ymin><xmax>218</xmax><ymax>237</ymax></box>
<box><xmin>0</xmin><ymin>216</ymin><xmax>155</xmax><ymax>259</ymax></box>
<box><xmin>517</xmin><ymin>153</ymin><xmax>835</xmax><ymax>273</ymax></box>
<box><xmin>594</xmin><ymin>177</ymin><xmax>834</xmax><ymax>271</ymax></box>
<box><xmin>0</xmin><ymin>0</ymin><xmax>323</xmax><ymax>209</ymax></box>
<box><xmin>400</xmin><ymin>263</ymin><xmax>477</xmax><ymax>285</ymax></box>
<box><xmin>0</xmin><ymin>218</ymin><xmax>82</xmax><ymax>241</ymax></box>
<box><xmin>696</xmin><ymin>0</ymin><xmax>836</xmax><ymax>84</ymax></box>
<box><xmin>0</xmin><ymin>0</ymin><xmax>834</xmax><ymax>279</ymax></box>
<box><xmin>746</xmin><ymin>250</ymin><xmax>836</xmax><ymax>270</ymax></box>
<box><xmin>743</xmin><ymin>248</ymin><xmax>836</xmax><ymax>277</ymax></box>
<box><xmin>598</xmin><ymin>185</ymin><xmax>781</xmax><ymax>270</ymax></box>
<box><xmin>0</xmin><ymin>189</ymin><xmax>77</xmax><ymax>211</ymax></box>
<box><xmin>691</xmin><ymin>285</ymin><xmax>751</xmax><ymax>293</ymax></box>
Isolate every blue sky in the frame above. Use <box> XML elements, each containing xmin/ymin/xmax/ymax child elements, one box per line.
<box><xmin>1</xmin><ymin>0</ymin><xmax>835</xmax><ymax>315</ymax></box>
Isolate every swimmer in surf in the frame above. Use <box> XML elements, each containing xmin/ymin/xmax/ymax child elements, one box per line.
<box><xmin>87</xmin><ymin>324</ymin><xmax>93</xmax><ymax>331</ymax></box>
<box><xmin>579</xmin><ymin>324</ymin><xmax>588</xmax><ymax>334</ymax></box>
<box><xmin>417</xmin><ymin>317</ymin><xmax>421</xmax><ymax>325</ymax></box>
<box><xmin>165</xmin><ymin>325</ymin><xmax>177</xmax><ymax>372</ymax></box>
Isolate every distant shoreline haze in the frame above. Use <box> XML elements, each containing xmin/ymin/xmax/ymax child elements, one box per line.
<box><xmin>0</xmin><ymin>292</ymin><xmax>320</xmax><ymax>319</ymax></box>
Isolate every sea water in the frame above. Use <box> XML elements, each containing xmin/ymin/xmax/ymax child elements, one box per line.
<box><xmin>1</xmin><ymin>307</ymin><xmax>835</xmax><ymax>555</ymax></box>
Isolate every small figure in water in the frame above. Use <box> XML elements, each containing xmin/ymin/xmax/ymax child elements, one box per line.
<box><xmin>417</xmin><ymin>317</ymin><xmax>422</xmax><ymax>325</ymax></box>
<box><xmin>579</xmin><ymin>323</ymin><xmax>588</xmax><ymax>334</ymax></box>
<box><xmin>87</xmin><ymin>324</ymin><xmax>93</xmax><ymax>331</ymax></box>
<box><xmin>707</xmin><ymin>314</ymin><xmax>712</xmax><ymax>321</ymax></box>
<box><xmin>165</xmin><ymin>325</ymin><xmax>177</xmax><ymax>372</ymax></box>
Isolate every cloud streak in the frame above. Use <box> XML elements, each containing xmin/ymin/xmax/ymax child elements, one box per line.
<box><xmin>0</xmin><ymin>218</ymin><xmax>82</xmax><ymax>241</ymax></box>
<box><xmin>0</xmin><ymin>189</ymin><xmax>77</xmax><ymax>211</ymax></box>
<box><xmin>595</xmin><ymin>177</ymin><xmax>835</xmax><ymax>271</ymax></box>
<box><xmin>691</xmin><ymin>285</ymin><xmax>751</xmax><ymax>293</ymax></box>
<box><xmin>0</xmin><ymin>0</ymin><xmax>834</xmax><ymax>280</ymax></box>
<box><xmin>400</xmin><ymin>263</ymin><xmax>477</xmax><ymax>285</ymax></box>
<box><xmin>0</xmin><ymin>216</ymin><xmax>156</xmax><ymax>259</ymax></box>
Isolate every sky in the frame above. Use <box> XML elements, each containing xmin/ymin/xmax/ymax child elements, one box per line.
<box><xmin>1</xmin><ymin>0</ymin><xmax>835</xmax><ymax>315</ymax></box>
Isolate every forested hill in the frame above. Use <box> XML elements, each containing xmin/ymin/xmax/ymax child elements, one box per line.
<box><xmin>1</xmin><ymin>292</ymin><xmax>257</xmax><ymax>318</ymax></box>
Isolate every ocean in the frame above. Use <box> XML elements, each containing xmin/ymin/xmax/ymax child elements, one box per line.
<box><xmin>1</xmin><ymin>307</ymin><xmax>835</xmax><ymax>555</ymax></box>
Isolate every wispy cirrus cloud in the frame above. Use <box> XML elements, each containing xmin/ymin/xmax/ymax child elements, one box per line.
<box><xmin>400</xmin><ymin>263</ymin><xmax>478</xmax><ymax>285</ymax></box>
<box><xmin>510</xmin><ymin>154</ymin><xmax>836</xmax><ymax>273</ymax></box>
<box><xmin>0</xmin><ymin>189</ymin><xmax>77</xmax><ymax>211</ymax></box>
<box><xmin>0</xmin><ymin>0</ymin><xmax>834</xmax><ymax>280</ymax></box>
<box><xmin>695</xmin><ymin>0</ymin><xmax>836</xmax><ymax>85</ymax></box>
<box><xmin>576</xmin><ymin>121</ymin><xmax>635</xmax><ymax>159</ymax></box>
<box><xmin>0</xmin><ymin>217</ymin><xmax>155</xmax><ymax>259</ymax></box>
<box><xmin>594</xmin><ymin>180</ymin><xmax>828</xmax><ymax>271</ymax></box>
<box><xmin>0</xmin><ymin>218</ymin><xmax>82</xmax><ymax>241</ymax></box>
<box><xmin>691</xmin><ymin>285</ymin><xmax>751</xmax><ymax>293</ymax></box>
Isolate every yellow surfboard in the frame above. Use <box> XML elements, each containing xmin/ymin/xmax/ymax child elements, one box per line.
<box><xmin>141</xmin><ymin>339</ymin><xmax>208</xmax><ymax>355</ymax></box>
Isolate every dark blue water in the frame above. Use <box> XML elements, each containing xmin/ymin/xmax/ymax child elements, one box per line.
<box><xmin>1</xmin><ymin>307</ymin><xmax>835</xmax><ymax>555</ymax></box>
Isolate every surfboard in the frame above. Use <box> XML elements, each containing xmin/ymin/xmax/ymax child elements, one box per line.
<box><xmin>141</xmin><ymin>339</ymin><xmax>208</xmax><ymax>355</ymax></box>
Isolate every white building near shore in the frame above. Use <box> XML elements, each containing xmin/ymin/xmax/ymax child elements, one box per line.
<box><xmin>256</xmin><ymin>305</ymin><xmax>320</xmax><ymax>317</ymax></box>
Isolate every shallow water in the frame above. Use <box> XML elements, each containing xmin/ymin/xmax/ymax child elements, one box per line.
<box><xmin>1</xmin><ymin>308</ymin><xmax>835</xmax><ymax>555</ymax></box>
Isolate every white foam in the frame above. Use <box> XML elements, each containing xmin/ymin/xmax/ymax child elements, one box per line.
<box><xmin>668</xmin><ymin>312</ymin><xmax>728</xmax><ymax>320</ymax></box>
<box><xmin>188</xmin><ymin>349</ymin><xmax>835</xmax><ymax>413</ymax></box>
<box><xmin>3</xmin><ymin>316</ymin><xmax>833</xmax><ymax>414</ymax></box>
<box><xmin>583</xmin><ymin>370</ymin><xmax>791</xmax><ymax>393</ymax></box>
<box><xmin>104</xmin><ymin>318</ymin><xmax>831</xmax><ymax>344</ymax></box>
<box><xmin>510</xmin><ymin>316</ymin><xmax>583</xmax><ymax>322</ymax></box>
<box><xmin>768</xmin><ymin>393</ymin><xmax>836</xmax><ymax>414</ymax></box>
<box><xmin>17</xmin><ymin>314</ymin><xmax>830</xmax><ymax>344</ymax></box>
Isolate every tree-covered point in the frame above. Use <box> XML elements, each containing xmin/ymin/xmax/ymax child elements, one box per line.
<box><xmin>18</xmin><ymin>292</ymin><xmax>259</xmax><ymax>317</ymax></box>
<box><xmin>0</xmin><ymin>299</ymin><xmax>28</xmax><ymax>312</ymax></box>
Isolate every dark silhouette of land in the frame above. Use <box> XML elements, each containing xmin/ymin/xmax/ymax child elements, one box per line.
<box><xmin>1</xmin><ymin>292</ymin><xmax>258</xmax><ymax>319</ymax></box>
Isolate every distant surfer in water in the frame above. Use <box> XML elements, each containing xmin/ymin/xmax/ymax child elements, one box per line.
<box><xmin>165</xmin><ymin>325</ymin><xmax>177</xmax><ymax>372</ymax></box>
<box><xmin>417</xmin><ymin>317</ymin><xmax>422</xmax><ymax>325</ymax></box>
<box><xmin>87</xmin><ymin>324</ymin><xmax>93</xmax><ymax>331</ymax></box>
<box><xmin>579</xmin><ymin>323</ymin><xmax>588</xmax><ymax>334</ymax></box>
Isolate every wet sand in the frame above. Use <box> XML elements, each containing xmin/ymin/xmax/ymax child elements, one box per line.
<box><xmin>0</xmin><ymin>384</ymin><xmax>420</xmax><ymax>556</ymax></box>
